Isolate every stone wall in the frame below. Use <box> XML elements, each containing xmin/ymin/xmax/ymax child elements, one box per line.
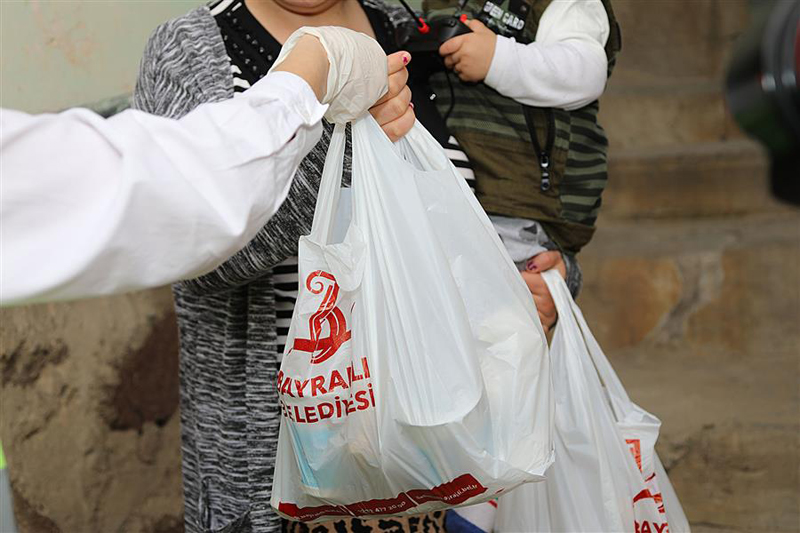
<box><xmin>1</xmin><ymin>4</ymin><xmax>201</xmax><ymax>530</ymax></box>
<box><xmin>1</xmin><ymin>290</ymin><xmax>183</xmax><ymax>532</ymax></box>
<box><xmin>0</xmin><ymin>2</ymin><xmax>200</xmax><ymax>113</ymax></box>
<box><xmin>2</xmin><ymin>1</ymin><xmax>798</xmax><ymax>532</ymax></box>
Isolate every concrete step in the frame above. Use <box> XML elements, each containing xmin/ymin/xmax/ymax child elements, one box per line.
<box><xmin>578</xmin><ymin>212</ymin><xmax>800</xmax><ymax>353</ymax></box>
<box><xmin>599</xmin><ymin>83</ymin><xmax>744</xmax><ymax>151</ymax></box>
<box><xmin>612</xmin><ymin>348</ymin><xmax>799</xmax><ymax>532</ymax></box>
<box><xmin>600</xmin><ymin>140</ymin><xmax>793</xmax><ymax>219</ymax></box>
<box><xmin>599</xmin><ymin>0</ymin><xmax>750</xmax><ymax>151</ymax></box>
<box><xmin>609</xmin><ymin>0</ymin><xmax>749</xmax><ymax>88</ymax></box>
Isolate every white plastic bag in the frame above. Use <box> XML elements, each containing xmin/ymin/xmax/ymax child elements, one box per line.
<box><xmin>495</xmin><ymin>271</ymin><xmax>689</xmax><ymax>533</ymax></box>
<box><xmin>572</xmin><ymin>272</ymin><xmax>690</xmax><ymax>533</ymax></box>
<box><xmin>271</xmin><ymin>117</ymin><xmax>553</xmax><ymax>522</ymax></box>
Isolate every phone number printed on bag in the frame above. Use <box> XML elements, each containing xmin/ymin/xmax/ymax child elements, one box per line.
<box><xmin>277</xmin><ymin>473</ymin><xmax>488</xmax><ymax>521</ymax></box>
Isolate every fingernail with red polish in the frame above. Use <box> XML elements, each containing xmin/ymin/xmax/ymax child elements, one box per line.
<box><xmin>527</xmin><ymin>260</ymin><xmax>537</xmax><ymax>271</ymax></box>
<box><xmin>403</xmin><ymin>55</ymin><xmax>409</xmax><ymax>64</ymax></box>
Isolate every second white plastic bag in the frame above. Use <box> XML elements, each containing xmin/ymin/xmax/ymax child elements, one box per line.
<box><xmin>271</xmin><ymin>117</ymin><xmax>553</xmax><ymax>522</ymax></box>
<box><xmin>495</xmin><ymin>271</ymin><xmax>690</xmax><ymax>533</ymax></box>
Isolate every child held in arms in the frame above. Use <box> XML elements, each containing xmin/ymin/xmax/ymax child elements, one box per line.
<box><xmin>420</xmin><ymin>0</ymin><xmax>621</xmax><ymax>331</ymax></box>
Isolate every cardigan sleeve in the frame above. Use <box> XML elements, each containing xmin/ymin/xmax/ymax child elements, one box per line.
<box><xmin>178</xmin><ymin>123</ymin><xmax>346</xmax><ymax>295</ymax></box>
<box><xmin>133</xmin><ymin>13</ymin><xmax>343</xmax><ymax>296</ymax></box>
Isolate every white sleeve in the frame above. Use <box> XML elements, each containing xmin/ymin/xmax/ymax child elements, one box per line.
<box><xmin>0</xmin><ymin>71</ymin><xmax>326</xmax><ymax>305</ymax></box>
<box><xmin>484</xmin><ymin>0</ymin><xmax>610</xmax><ymax>110</ymax></box>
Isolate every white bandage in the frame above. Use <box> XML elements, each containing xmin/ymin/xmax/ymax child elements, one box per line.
<box><xmin>271</xmin><ymin>26</ymin><xmax>389</xmax><ymax>124</ymax></box>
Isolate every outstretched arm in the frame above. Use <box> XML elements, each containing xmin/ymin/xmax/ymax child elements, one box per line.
<box><xmin>1</xmin><ymin>70</ymin><xmax>325</xmax><ymax>305</ymax></box>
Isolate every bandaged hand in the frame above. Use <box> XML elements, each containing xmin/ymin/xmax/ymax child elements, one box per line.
<box><xmin>271</xmin><ymin>26</ymin><xmax>389</xmax><ymax>124</ymax></box>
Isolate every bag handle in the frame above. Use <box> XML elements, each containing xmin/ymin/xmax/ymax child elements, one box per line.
<box><xmin>309</xmin><ymin>123</ymin><xmax>347</xmax><ymax>244</ymax></box>
<box><xmin>541</xmin><ymin>270</ymin><xmax>634</xmax><ymax>422</ymax></box>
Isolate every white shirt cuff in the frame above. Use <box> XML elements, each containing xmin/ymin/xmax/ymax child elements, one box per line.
<box><xmin>247</xmin><ymin>71</ymin><xmax>328</xmax><ymax>127</ymax></box>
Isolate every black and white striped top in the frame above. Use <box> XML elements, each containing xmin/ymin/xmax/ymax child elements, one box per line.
<box><xmin>212</xmin><ymin>0</ymin><xmax>477</xmax><ymax>356</ymax></box>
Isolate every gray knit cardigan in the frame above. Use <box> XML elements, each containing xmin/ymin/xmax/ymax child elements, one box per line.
<box><xmin>133</xmin><ymin>5</ymin><xmax>356</xmax><ymax>533</ymax></box>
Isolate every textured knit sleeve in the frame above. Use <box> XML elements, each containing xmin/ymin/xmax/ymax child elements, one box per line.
<box><xmin>178</xmin><ymin>124</ymin><xmax>349</xmax><ymax>295</ymax></box>
<box><xmin>133</xmin><ymin>21</ymin><xmax>216</xmax><ymax>120</ymax></box>
<box><xmin>133</xmin><ymin>15</ymin><xmax>344</xmax><ymax>296</ymax></box>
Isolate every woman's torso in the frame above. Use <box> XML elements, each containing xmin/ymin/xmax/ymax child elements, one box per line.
<box><xmin>172</xmin><ymin>1</ymin><xmax>475</xmax><ymax>532</ymax></box>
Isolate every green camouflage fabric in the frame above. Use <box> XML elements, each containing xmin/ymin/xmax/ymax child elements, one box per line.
<box><xmin>422</xmin><ymin>0</ymin><xmax>621</xmax><ymax>254</ymax></box>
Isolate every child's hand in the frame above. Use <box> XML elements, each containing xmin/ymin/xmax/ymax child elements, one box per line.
<box><xmin>438</xmin><ymin>19</ymin><xmax>497</xmax><ymax>83</ymax></box>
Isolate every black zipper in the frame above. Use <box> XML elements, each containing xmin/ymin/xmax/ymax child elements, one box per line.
<box><xmin>523</xmin><ymin>106</ymin><xmax>556</xmax><ymax>192</ymax></box>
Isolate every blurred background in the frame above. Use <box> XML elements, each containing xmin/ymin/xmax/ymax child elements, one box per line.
<box><xmin>1</xmin><ymin>0</ymin><xmax>798</xmax><ymax>532</ymax></box>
